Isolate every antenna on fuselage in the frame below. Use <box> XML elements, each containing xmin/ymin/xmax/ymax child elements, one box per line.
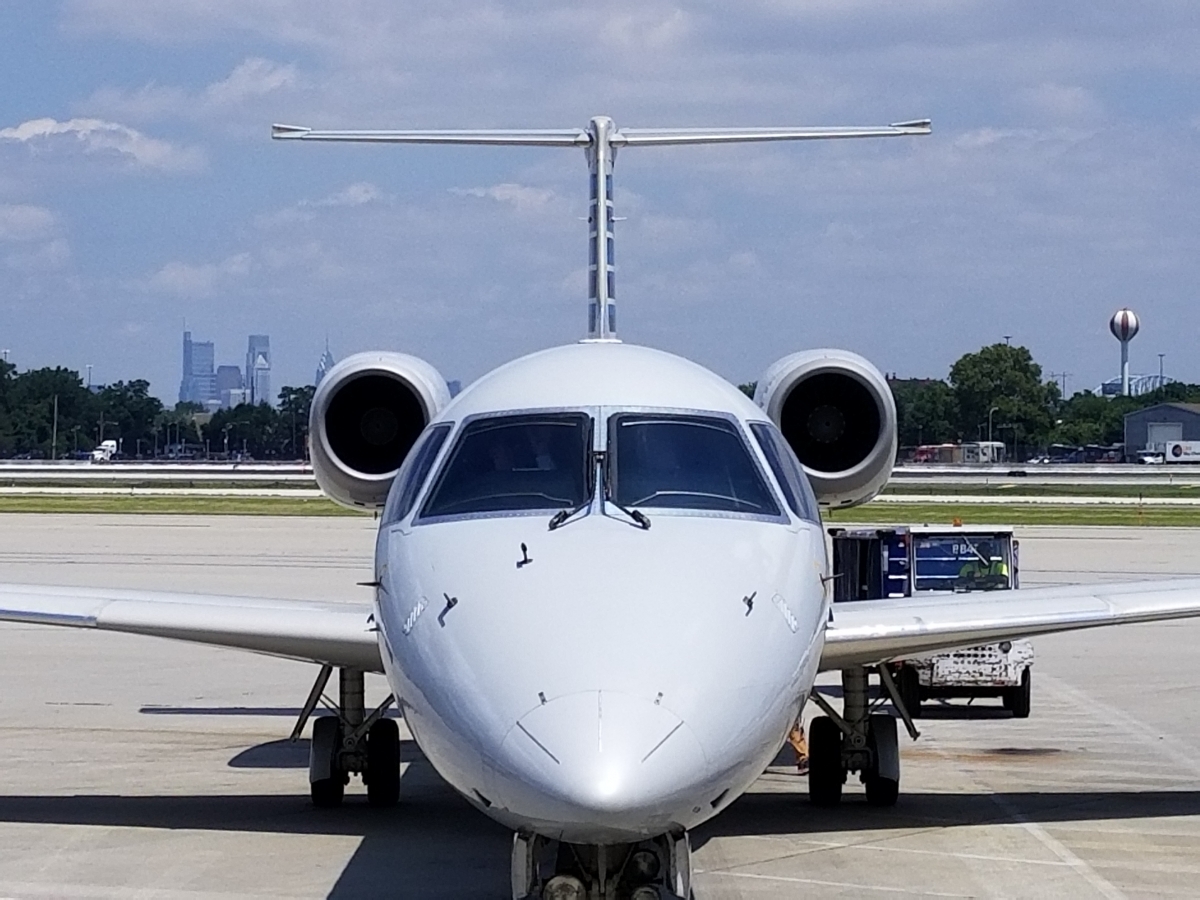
<box><xmin>272</xmin><ymin>116</ymin><xmax>931</xmax><ymax>342</ymax></box>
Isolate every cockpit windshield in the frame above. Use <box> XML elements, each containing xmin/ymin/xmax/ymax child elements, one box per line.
<box><xmin>608</xmin><ymin>414</ymin><xmax>780</xmax><ymax>516</ymax></box>
<box><xmin>420</xmin><ymin>413</ymin><xmax>593</xmax><ymax>518</ymax></box>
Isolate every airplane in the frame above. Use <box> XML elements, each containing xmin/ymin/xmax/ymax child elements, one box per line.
<box><xmin>5</xmin><ymin>115</ymin><xmax>1200</xmax><ymax>900</ymax></box>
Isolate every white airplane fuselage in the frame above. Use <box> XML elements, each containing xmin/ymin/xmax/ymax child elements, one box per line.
<box><xmin>373</xmin><ymin>342</ymin><xmax>829</xmax><ymax>843</ymax></box>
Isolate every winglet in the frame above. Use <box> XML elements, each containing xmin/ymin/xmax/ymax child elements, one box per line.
<box><xmin>271</xmin><ymin>124</ymin><xmax>312</xmax><ymax>140</ymax></box>
<box><xmin>890</xmin><ymin>119</ymin><xmax>932</xmax><ymax>131</ymax></box>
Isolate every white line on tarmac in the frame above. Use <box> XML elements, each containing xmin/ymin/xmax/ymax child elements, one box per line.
<box><xmin>989</xmin><ymin>794</ymin><xmax>1127</xmax><ymax>900</ymax></box>
<box><xmin>696</xmin><ymin>870</ymin><xmax>975</xmax><ymax>896</ymax></box>
<box><xmin>1038</xmin><ymin>673</ymin><xmax>1200</xmax><ymax>780</ymax></box>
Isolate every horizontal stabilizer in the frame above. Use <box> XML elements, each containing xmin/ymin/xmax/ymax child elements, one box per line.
<box><xmin>615</xmin><ymin>121</ymin><xmax>932</xmax><ymax>147</ymax></box>
<box><xmin>0</xmin><ymin>583</ymin><xmax>381</xmax><ymax>671</ymax></box>
<box><xmin>272</xmin><ymin>125</ymin><xmax>588</xmax><ymax>147</ymax></box>
<box><xmin>820</xmin><ymin>578</ymin><xmax>1200</xmax><ymax>670</ymax></box>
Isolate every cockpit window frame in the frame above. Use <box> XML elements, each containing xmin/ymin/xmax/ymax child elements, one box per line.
<box><xmin>381</xmin><ymin>421</ymin><xmax>454</xmax><ymax>528</ymax></box>
<box><xmin>749</xmin><ymin>421</ymin><xmax>822</xmax><ymax>525</ymax></box>
<box><xmin>604</xmin><ymin>408</ymin><xmax>788</xmax><ymax>525</ymax></box>
<box><xmin>414</xmin><ymin>408</ymin><xmax>597</xmax><ymax>526</ymax></box>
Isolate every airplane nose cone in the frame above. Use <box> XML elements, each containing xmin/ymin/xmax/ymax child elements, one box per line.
<box><xmin>496</xmin><ymin>691</ymin><xmax>710</xmax><ymax>843</ymax></box>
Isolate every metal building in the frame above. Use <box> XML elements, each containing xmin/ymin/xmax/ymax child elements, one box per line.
<box><xmin>1124</xmin><ymin>403</ymin><xmax>1200</xmax><ymax>455</ymax></box>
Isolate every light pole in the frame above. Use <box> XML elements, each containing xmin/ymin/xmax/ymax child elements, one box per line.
<box><xmin>86</xmin><ymin>364</ymin><xmax>93</xmax><ymax>390</ymax></box>
<box><xmin>988</xmin><ymin>406</ymin><xmax>1000</xmax><ymax>445</ymax></box>
<box><xmin>1159</xmin><ymin>353</ymin><xmax>1166</xmax><ymax>385</ymax></box>
<box><xmin>1003</xmin><ymin>335</ymin><xmax>1012</xmax><ymax>346</ymax></box>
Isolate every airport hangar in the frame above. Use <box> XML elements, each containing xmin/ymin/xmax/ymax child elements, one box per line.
<box><xmin>1124</xmin><ymin>402</ymin><xmax>1200</xmax><ymax>454</ymax></box>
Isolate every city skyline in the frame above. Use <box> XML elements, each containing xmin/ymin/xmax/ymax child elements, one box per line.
<box><xmin>180</xmin><ymin>330</ymin><xmax>274</xmax><ymax>410</ymax></box>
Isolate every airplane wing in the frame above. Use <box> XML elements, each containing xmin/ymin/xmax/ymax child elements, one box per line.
<box><xmin>0</xmin><ymin>584</ymin><xmax>382</xmax><ymax>672</ymax></box>
<box><xmin>820</xmin><ymin>578</ymin><xmax>1200</xmax><ymax>670</ymax></box>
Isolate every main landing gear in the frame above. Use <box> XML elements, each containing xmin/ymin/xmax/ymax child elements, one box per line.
<box><xmin>292</xmin><ymin>665</ymin><xmax>399</xmax><ymax>808</ymax></box>
<box><xmin>807</xmin><ymin>665</ymin><xmax>919</xmax><ymax>807</ymax></box>
<box><xmin>512</xmin><ymin>831</ymin><xmax>692</xmax><ymax>900</ymax></box>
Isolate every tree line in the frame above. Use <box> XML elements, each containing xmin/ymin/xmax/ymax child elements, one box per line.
<box><xmin>0</xmin><ymin>358</ymin><xmax>313</xmax><ymax>460</ymax></box>
<box><xmin>889</xmin><ymin>343</ymin><xmax>1199</xmax><ymax>454</ymax></box>
<box><xmin>3</xmin><ymin>344</ymin><xmax>1193</xmax><ymax>461</ymax></box>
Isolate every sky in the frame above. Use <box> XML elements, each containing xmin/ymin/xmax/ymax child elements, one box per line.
<box><xmin>0</xmin><ymin>2</ymin><xmax>1198</xmax><ymax>402</ymax></box>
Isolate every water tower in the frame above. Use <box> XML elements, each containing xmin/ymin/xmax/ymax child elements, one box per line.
<box><xmin>1109</xmin><ymin>308</ymin><xmax>1140</xmax><ymax>396</ymax></box>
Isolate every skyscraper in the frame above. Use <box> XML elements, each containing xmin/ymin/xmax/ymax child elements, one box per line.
<box><xmin>245</xmin><ymin>335</ymin><xmax>271</xmax><ymax>406</ymax></box>
<box><xmin>315</xmin><ymin>339</ymin><xmax>336</xmax><ymax>385</ymax></box>
<box><xmin>216</xmin><ymin>365</ymin><xmax>246</xmax><ymax>408</ymax></box>
<box><xmin>179</xmin><ymin>331</ymin><xmax>218</xmax><ymax>405</ymax></box>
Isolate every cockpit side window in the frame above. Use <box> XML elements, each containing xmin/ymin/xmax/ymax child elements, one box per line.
<box><xmin>382</xmin><ymin>423</ymin><xmax>452</xmax><ymax>525</ymax></box>
<box><xmin>750</xmin><ymin>422</ymin><xmax>821</xmax><ymax>523</ymax></box>
<box><xmin>608</xmin><ymin>414</ymin><xmax>781</xmax><ymax>516</ymax></box>
<box><xmin>419</xmin><ymin>413</ymin><xmax>593</xmax><ymax>519</ymax></box>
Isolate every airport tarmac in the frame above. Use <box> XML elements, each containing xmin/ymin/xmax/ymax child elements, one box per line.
<box><xmin>1</xmin><ymin>516</ymin><xmax>1199</xmax><ymax>899</ymax></box>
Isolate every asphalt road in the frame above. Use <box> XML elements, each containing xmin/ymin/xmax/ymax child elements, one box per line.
<box><xmin>0</xmin><ymin>516</ymin><xmax>1198</xmax><ymax>899</ymax></box>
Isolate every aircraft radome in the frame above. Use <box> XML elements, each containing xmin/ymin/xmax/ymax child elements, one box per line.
<box><xmin>5</xmin><ymin>116</ymin><xmax>1200</xmax><ymax>900</ymax></box>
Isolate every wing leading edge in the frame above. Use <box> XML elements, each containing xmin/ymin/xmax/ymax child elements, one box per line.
<box><xmin>820</xmin><ymin>578</ymin><xmax>1200</xmax><ymax>670</ymax></box>
<box><xmin>0</xmin><ymin>584</ymin><xmax>381</xmax><ymax>672</ymax></box>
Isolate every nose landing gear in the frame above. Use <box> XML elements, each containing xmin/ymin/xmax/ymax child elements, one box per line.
<box><xmin>294</xmin><ymin>665</ymin><xmax>398</xmax><ymax>807</ymax></box>
<box><xmin>512</xmin><ymin>831</ymin><xmax>692</xmax><ymax>899</ymax></box>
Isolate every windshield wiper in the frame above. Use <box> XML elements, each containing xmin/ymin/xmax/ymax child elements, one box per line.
<box><xmin>548</xmin><ymin>498</ymin><xmax>591</xmax><ymax>531</ymax></box>
<box><xmin>597</xmin><ymin>449</ymin><xmax>650</xmax><ymax>529</ymax></box>
<box><xmin>608</xmin><ymin>499</ymin><xmax>651</xmax><ymax>530</ymax></box>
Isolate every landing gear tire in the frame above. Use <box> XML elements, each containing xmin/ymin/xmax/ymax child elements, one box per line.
<box><xmin>863</xmin><ymin>715</ymin><xmax>900</xmax><ymax>807</ymax></box>
<box><xmin>808</xmin><ymin>715</ymin><xmax>845</xmax><ymax>807</ymax></box>
<box><xmin>897</xmin><ymin>665</ymin><xmax>922</xmax><ymax>718</ymax></box>
<box><xmin>366</xmin><ymin>717</ymin><xmax>401</xmax><ymax>808</ymax></box>
<box><xmin>310</xmin><ymin>715</ymin><xmax>345</xmax><ymax>808</ymax></box>
<box><xmin>1005</xmin><ymin>669</ymin><xmax>1032</xmax><ymax>719</ymax></box>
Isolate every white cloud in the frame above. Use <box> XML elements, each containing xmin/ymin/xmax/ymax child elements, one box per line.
<box><xmin>0</xmin><ymin>205</ymin><xmax>56</xmax><ymax>242</ymax></box>
<box><xmin>144</xmin><ymin>253</ymin><xmax>252</xmax><ymax>297</ymax></box>
<box><xmin>317</xmin><ymin>182</ymin><xmax>383</xmax><ymax>207</ymax></box>
<box><xmin>4</xmin><ymin>238</ymin><xmax>71</xmax><ymax>273</ymax></box>
<box><xmin>450</xmin><ymin>183</ymin><xmax>559</xmax><ymax>213</ymax></box>
<box><xmin>84</xmin><ymin>57</ymin><xmax>298</xmax><ymax>125</ymax></box>
<box><xmin>0</xmin><ymin>117</ymin><xmax>203</xmax><ymax>172</ymax></box>
<box><xmin>203</xmin><ymin>58</ymin><xmax>297</xmax><ymax>106</ymax></box>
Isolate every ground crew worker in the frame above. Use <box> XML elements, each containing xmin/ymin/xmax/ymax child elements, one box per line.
<box><xmin>787</xmin><ymin>719</ymin><xmax>809</xmax><ymax>775</ymax></box>
<box><xmin>957</xmin><ymin>540</ymin><xmax>1009</xmax><ymax>590</ymax></box>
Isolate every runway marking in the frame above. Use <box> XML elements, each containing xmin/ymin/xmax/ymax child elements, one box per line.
<box><xmin>923</xmin><ymin>736</ymin><xmax>1129</xmax><ymax>899</ymax></box>
<box><xmin>730</xmin><ymin>832</ymin><xmax>1073</xmax><ymax>868</ymax></box>
<box><xmin>696</xmin><ymin>870</ymin><xmax>973</xmax><ymax>896</ymax></box>
<box><xmin>1039</xmin><ymin>673</ymin><xmax>1200</xmax><ymax>779</ymax></box>
<box><xmin>989</xmin><ymin>794</ymin><xmax>1127</xmax><ymax>900</ymax></box>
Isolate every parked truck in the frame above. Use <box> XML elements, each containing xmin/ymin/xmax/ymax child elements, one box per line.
<box><xmin>828</xmin><ymin>524</ymin><xmax>1032</xmax><ymax>718</ymax></box>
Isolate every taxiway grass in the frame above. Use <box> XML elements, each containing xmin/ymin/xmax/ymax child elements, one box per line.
<box><xmin>0</xmin><ymin>495</ymin><xmax>365</xmax><ymax>515</ymax></box>
<box><xmin>885</xmin><ymin>483</ymin><xmax>1200</xmax><ymax>498</ymax></box>
<box><xmin>1</xmin><ymin>494</ymin><xmax>1198</xmax><ymax>525</ymax></box>
<box><xmin>827</xmin><ymin>502</ymin><xmax>1200</xmax><ymax>526</ymax></box>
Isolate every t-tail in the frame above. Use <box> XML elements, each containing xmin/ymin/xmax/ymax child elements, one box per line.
<box><xmin>272</xmin><ymin>115</ymin><xmax>931</xmax><ymax>341</ymax></box>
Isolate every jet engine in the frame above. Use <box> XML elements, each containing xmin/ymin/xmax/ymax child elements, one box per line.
<box><xmin>310</xmin><ymin>352</ymin><xmax>451</xmax><ymax>509</ymax></box>
<box><xmin>754</xmin><ymin>350</ymin><xmax>897</xmax><ymax>508</ymax></box>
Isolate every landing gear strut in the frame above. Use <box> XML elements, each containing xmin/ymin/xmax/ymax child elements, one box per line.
<box><xmin>808</xmin><ymin>665</ymin><xmax>910</xmax><ymax>807</ymax></box>
<box><xmin>512</xmin><ymin>831</ymin><xmax>692</xmax><ymax>899</ymax></box>
<box><xmin>292</xmin><ymin>665</ymin><xmax>397</xmax><ymax>807</ymax></box>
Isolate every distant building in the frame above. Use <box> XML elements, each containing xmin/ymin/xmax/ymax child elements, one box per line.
<box><xmin>224</xmin><ymin>388</ymin><xmax>252</xmax><ymax>407</ymax></box>
<box><xmin>179</xmin><ymin>331</ymin><xmax>218</xmax><ymax>405</ymax></box>
<box><xmin>1124</xmin><ymin>403</ymin><xmax>1200</xmax><ymax>455</ymax></box>
<box><xmin>1099</xmin><ymin>374</ymin><xmax>1176</xmax><ymax>397</ymax></box>
<box><xmin>216</xmin><ymin>365</ymin><xmax>245</xmax><ymax>409</ymax></box>
<box><xmin>245</xmin><ymin>335</ymin><xmax>271</xmax><ymax>405</ymax></box>
<box><xmin>315</xmin><ymin>340</ymin><xmax>336</xmax><ymax>385</ymax></box>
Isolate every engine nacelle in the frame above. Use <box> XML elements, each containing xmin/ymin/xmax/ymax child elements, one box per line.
<box><xmin>754</xmin><ymin>349</ymin><xmax>897</xmax><ymax>508</ymax></box>
<box><xmin>311</xmin><ymin>352</ymin><xmax>451</xmax><ymax>509</ymax></box>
